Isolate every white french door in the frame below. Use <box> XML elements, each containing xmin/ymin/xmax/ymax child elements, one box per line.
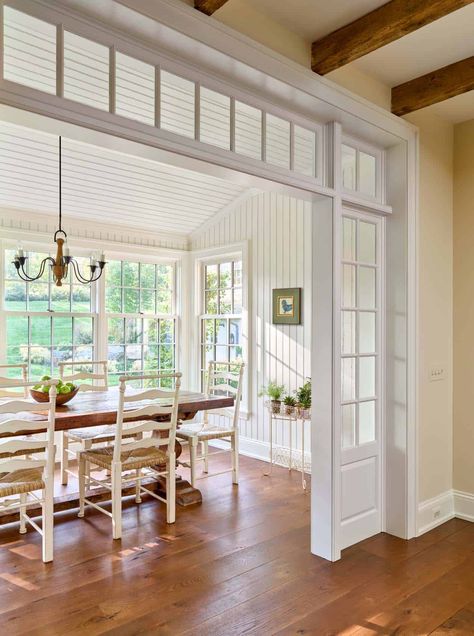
<box><xmin>339</xmin><ymin>208</ymin><xmax>384</xmax><ymax>548</ymax></box>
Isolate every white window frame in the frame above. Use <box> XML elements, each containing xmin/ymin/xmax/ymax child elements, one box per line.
<box><xmin>341</xmin><ymin>135</ymin><xmax>385</xmax><ymax>205</ymax></box>
<box><xmin>0</xmin><ymin>238</ymin><xmax>182</xmax><ymax>383</ymax></box>
<box><xmin>339</xmin><ymin>207</ymin><xmax>385</xmax><ymax>482</ymax></box>
<box><xmin>0</xmin><ymin>238</ymin><xmax>98</xmax><ymax>376</ymax></box>
<box><xmin>192</xmin><ymin>242</ymin><xmax>249</xmax><ymax>415</ymax></box>
<box><xmin>102</xmin><ymin>252</ymin><xmax>178</xmax><ymax>386</ymax></box>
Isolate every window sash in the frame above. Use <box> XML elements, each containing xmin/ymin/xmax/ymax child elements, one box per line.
<box><xmin>1</xmin><ymin>245</ymin><xmax>178</xmax><ymax>385</ymax></box>
<box><xmin>199</xmin><ymin>257</ymin><xmax>243</xmax><ymax>390</ymax></box>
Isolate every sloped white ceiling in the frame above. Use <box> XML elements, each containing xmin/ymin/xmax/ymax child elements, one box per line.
<box><xmin>0</xmin><ymin>122</ymin><xmax>249</xmax><ymax>236</ymax></box>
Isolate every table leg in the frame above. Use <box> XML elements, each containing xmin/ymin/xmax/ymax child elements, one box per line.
<box><xmin>152</xmin><ymin>435</ymin><xmax>203</xmax><ymax>506</ymax></box>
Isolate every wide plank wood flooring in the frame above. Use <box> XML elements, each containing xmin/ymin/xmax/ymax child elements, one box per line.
<box><xmin>0</xmin><ymin>453</ymin><xmax>472</xmax><ymax>635</ymax></box>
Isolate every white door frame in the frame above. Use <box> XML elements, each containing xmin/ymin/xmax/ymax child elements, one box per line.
<box><xmin>0</xmin><ymin>0</ymin><xmax>419</xmax><ymax>561</ymax></box>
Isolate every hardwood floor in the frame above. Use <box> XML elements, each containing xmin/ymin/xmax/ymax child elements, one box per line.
<box><xmin>0</xmin><ymin>454</ymin><xmax>472</xmax><ymax>635</ymax></box>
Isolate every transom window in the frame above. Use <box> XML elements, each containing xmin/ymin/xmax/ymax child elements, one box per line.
<box><xmin>200</xmin><ymin>259</ymin><xmax>243</xmax><ymax>389</ymax></box>
<box><xmin>2</xmin><ymin>6</ymin><xmax>323</xmax><ymax>184</ymax></box>
<box><xmin>341</xmin><ymin>141</ymin><xmax>380</xmax><ymax>200</ymax></box>
<box><xmin>105</xmin><ymin>260</ymin><xmax>173</xmax><ymax>315</ymax></box>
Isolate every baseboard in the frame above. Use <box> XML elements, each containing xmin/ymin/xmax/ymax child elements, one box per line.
<box><xmin>417</xmin><ymin>489</ymin><xmax>474</xmax><ymax>535</ymax></box>
<box><xmin>209</xmin><ymin>436</ymin><xmax>270</xmax><ymax>462</ymax></box>
<box><xmin>417</xmin><ymin>491</ymin><xmax>454</xmax><ymax>535</ymax></box>
<box><xmin>209</xmin><ymin>435</ymin><xmax>311</xmax><ymax>473</ymax></box>
<box><xmin>453</xmin><ymin>490</ymin><xmax>474</xmax><ymax>522</ymax></box>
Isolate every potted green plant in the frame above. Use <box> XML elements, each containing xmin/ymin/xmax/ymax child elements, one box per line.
<box><xmin>259</xmin><ymin>381</ymin><xmax>285</xmax><ymax>414</ymax></box>
<box><xmin>295</xmin><ymin>378</ymin><xmax>311</xmax><ymax>419</ymax></box>
<box><xmin>283</xmin><ymin>394</ymin><xmax>297</xmax><ymax>416</ymax></box>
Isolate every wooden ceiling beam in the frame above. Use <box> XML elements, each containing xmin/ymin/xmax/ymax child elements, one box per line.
<box><xmin>312</xmin><ymin>0</ymin><xmax>474</xmax><ymax>75</ymax></box>
<box><xmin>194</xmin><ymin>0</ymin><xmax>230</xmax><ymax>16</ymax></box>
<box><xmin>391</xmin><ymin>56</ymin><xmax>474</xmax><ymax>116</ymax></box>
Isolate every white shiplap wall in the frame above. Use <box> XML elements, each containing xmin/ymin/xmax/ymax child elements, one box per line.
<box><xmin>0</xmin><ymin>209</ymin><xmax>188</xmax><ymax>251</ymax></box>
<box><xmin>191</xmin><ymin>192</ymin><xmax>312</xmax><ymax>457</ymax></box>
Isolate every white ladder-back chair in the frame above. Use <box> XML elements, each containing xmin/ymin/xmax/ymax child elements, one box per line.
<box><xmin>58</xmin><ymin>360</ymin><xmax>119</xmax><ymax>486</ymax></box>
<box><xmin>78</xmin><ymin>372</ymin><xmax>181</xmax><ymax>539</ymax></box>
<box><xmin>0</xmin><ymin>363</ymin><xmax>28</xmax><ymax>398</ymax></box>
<box><xmin>177</xmin><ymin>361</ymin><xmax>245</xmax><ymax>487</ymax></box>
<box><xmin>0</xmin><ymin>381</ymin><xmax>57</xmax><ymax>562</ymax></box>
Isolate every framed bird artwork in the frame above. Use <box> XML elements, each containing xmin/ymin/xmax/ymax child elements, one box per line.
<box><xmin>272</xmin><ymin>288</ymin><xmax>301</xmax><ymax>324</ymax></box>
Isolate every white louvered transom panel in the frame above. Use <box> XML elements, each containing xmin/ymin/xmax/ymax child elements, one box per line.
<box><xmin>1</xmin><ymin>7</ymin><xmax>324</xmax><ymax>185</ymax></box>
<box><xmin>0</xmin><ymin>122</ymin><xmax>248</xmax><ymax>236</ymax></box>
<box><xmin>160</xmin><ymin>70</ymin><xmax>195</xmax><ymax>139</ymax></box>
<box><xmin>64</xmin><ymin>31</ymin><xmax>109</xmax><ymax>111</ymax></box>
<box><xmin>200</xmin><ymin>87</ymin><xmax>230</xmax><ymax>150</ymax></box>
<box><xmin>116</xmin><ymin>52</ymin><xmax>155</xmax><ymax>126</ymax></box>
<box><xmin>265</xmin><ymin>114</ymin><xmax>290</xmax><ymax>170</ymax></box>
<box><xmin>3</xmin><ymin>6</ymin><xmax>56</xmax><ymax>95</ymax></box>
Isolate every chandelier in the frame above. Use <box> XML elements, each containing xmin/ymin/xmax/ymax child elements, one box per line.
<box><xmin>12</xmin><ymin>137</ymin><xmax>106</xmax><ymax>287</ymax></box>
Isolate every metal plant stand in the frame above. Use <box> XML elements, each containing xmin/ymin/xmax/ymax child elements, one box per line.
<box><xmin>263</xmin><ymin>402</ymin><xmax>310</xmax><ymax>491</ymax></box>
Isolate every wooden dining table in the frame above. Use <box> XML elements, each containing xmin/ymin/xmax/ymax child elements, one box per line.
<box><xmin>0</xmin><ymin>388</ymin><xmax>234</xmax><ymax>525</ymax></box>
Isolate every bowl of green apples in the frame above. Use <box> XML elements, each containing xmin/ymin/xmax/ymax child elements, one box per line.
<box><xmin>30</xmin><ymin>376</ymin><xmax>79</xmax><ymax>406</ymax></box>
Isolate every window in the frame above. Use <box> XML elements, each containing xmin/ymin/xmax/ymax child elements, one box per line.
<box><xmin>105</xmin><ymin>260</ymin><xmax>176</xmax><ymax>386</ymax></box>
<box><xmin>200</xmin><ymin>259</ymin><xmax>243</xmax><ymax>389</ymax></box>
<box><xmin>2</xmin><ymin>247</ymin><xmax>178</xmax><ymax>386</ymax></box>
<box><xmin>342</xmin><ymin>141</ymin><xmax>380</xmax><ymax>200</ymax></box>
<box><xmin>340</xmin><ymin>214</ymin><xmax>381</xmax><ymax>449</ymax></box>
<box><xmin>3</xmin><ymin>249</ymin><xmax>95</xmax><ymax>378</ymax></box>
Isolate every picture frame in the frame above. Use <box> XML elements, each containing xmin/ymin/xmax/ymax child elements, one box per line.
<box><xmin>272</xmin><ymin>288</ymin><xmax>301</xmax><ymax>325</ymax></box>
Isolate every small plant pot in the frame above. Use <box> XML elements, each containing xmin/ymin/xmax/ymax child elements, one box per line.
<box><xmin>284</xmin><ymin>405</ymin><xmax>296</xmax><ymax>416</ymax></box>
<box><xmin>270</xmin><ymin>400</ymin><xmax>282</xmax><ymax>414</ymax></box>
<box><xmin>298</xmin><ymin>407</ymin><xmax>311</xmax><ymax>420</ymax></box>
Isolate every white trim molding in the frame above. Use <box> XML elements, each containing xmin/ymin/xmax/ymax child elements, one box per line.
<box><xmin>417</xmin><ymin>489</ymin><xmax>474</xmax><ymax>535</ymax></box>
<box><xmin>417</xmin><ymin>491</ymin><xmax>454</xmax><ymax>536</ymax></box>
<box><xmin>453</xmin><ymin>490</ymin><xmax>474</xmax><ymax>522</ymax></box>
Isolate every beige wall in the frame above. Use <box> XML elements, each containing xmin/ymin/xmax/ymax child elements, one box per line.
<box><xmin>453</xmin><ymin>119</ymin><xmax>474</xmax><ymax>496</ymax></box>
<box><xmin>215</xmin><ymin>0</ymin><xmax>311</xmax><ymax>66</ymax></box>
<box><xmin>326</xmin><ymin>67</ymin><xmax>392</xmax><ymax>111</ymax></box>
<box><xmin>405</xmin><ymin>111</ymin><xmax>454</xmax><ymax>501</ymax></box>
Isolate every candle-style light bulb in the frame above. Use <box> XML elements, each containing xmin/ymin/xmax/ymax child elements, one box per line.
<box><xmin>17</xmin><ymin>243</ymin><xmax>24</xmax><ymax>258</ymax></box>
<box><xmin>63</xmin><ymin>243</ymin><xmax>70</xmax><ymax>257</ymax></box>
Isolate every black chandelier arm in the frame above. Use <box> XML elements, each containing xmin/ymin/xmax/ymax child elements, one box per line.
<box><xmin>70</xmin><ymin>258</ymin><xmax>105</xmax><ymax>284</ymax></box>
<box><xmin>13</xmin><ymin>256</ymin><xmax>55</xmax><ymax>282</ymax></box>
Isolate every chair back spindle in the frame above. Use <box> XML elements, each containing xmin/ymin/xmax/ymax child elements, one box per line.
<box><xmin>0</xmin><ymin>380</ymin><xmax>57</xmax><ymax>478</ymax></box>
<box><xmin>203</xmin><ymin>361</ymin><xmax>245</xmax><ymax>431</ymax></box>
<box><xmin>0</xmin><ymin>364</ymin><xmax>28</xmax><ymax>398</ymax></box>
<box><xmin>113</xmin><ymin>373</ymin><xmax>182</xmax><ymax>464</ymax></box>
<box><xmin>58</xmin><ymin>360</ymin><xmax>108</xmax><ymax>392</ymax></box>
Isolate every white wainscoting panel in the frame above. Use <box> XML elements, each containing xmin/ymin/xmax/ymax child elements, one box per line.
<box><xmin>191</xmin><ymin>192</ymin><xmax>312</xmax><ymax>452</ymax></box>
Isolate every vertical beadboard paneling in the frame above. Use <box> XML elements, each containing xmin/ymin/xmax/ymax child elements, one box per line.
<box><xmin>192</xmin><ymin>192</ymin><xmax>312</xmax><ymax>451</ymax></box>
